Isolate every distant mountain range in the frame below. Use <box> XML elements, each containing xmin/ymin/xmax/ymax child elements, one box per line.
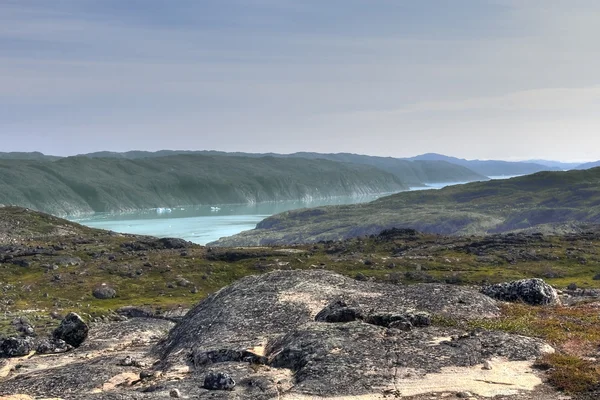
<box><xmin>1</xmin><ymin>150</ymin><xmax>600</xmax><ymax>217</ymax></box>
<box><xmin>406</xmin><ymin>153</ymin><xmax>564</xmax><ymax>176</ymax></box>
<box><xmin>3</xmin><ymin>150</ymin><xmax>596</xmax><ymax>175</ymax></box>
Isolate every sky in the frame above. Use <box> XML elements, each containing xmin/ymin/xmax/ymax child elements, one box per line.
<box><xmin>1</xmin><ymin>0</ymin><xmax>599</xmax><ymax>161</ymax></box>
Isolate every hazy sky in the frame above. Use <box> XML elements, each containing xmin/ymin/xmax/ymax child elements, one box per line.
<box><xmin>1</xmin><ymin>0</ymin><xmax>599</xmax><ymax>161</ymax></box>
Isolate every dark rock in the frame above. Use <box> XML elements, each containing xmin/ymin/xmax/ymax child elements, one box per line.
<box><xmin>116</xmin><ymin>306</ymin><xmax>155</xmax><ymax>319</ymax></box>
<box><xmin>158</xmin><ymin>237</ymin><xmax>191</xmax><ymax>249</ymax></box>
<box><xmin>52</xmin><ymin>312</ymin><xmax>89</xmax><ymax>347</ymax></box>
<box><xmin>139</xmin><ymin>370</ymin><xmax>157</xmax><ymax>380</ymax></box>
<box><xmin>191</xmin><ymin>349</ymin><xmax>267</xmax><ymax>367</ymax></box>
<box><xmin>365</xmin><ymin>311</ymin><xmax>431</xmax><ymax>329</ymax></box>
<box><xmin>481</xmin><ymin>278</ymin><xmax>560</xmax><ymax>305</ymax></box>
<box><xmin>377</xmin><ymin>227</ymin><xmax>419</xmax><ymax>241</ymax></box>
<box><xmin>36</xmin><ymin>338</ymin><xmax>71</xmax><ymax>354</ymax></box>
<box><xmin>567</xmin><ymin>282</ymin><xmax>578</xmax><ymax>290</ymax></box>
<box><xmin>203</xmin><ymin>371</ymin><xmax>236</xmax><ymax>390</ymax></box>
<box><xmin>354</xmin><ymin>272</ymin><xmax>368</xmax><ymax>281</ymax></box>
<box><xmin>315</xmin><ymin>299</ymin><xmax>363</xmax><ymax>323</ymax></box>
<box><xmin>92</xmin><ymin>284</ymin><xmax>117</xmax><ymax>299</ymax></box>
<box><xmin>0</xmin><ymin>336</ymin><xmax>34</xmax><ymax>357</ymax></box>
<box><xmin>11</xmin><ymin>259</ymin><xmax>31</xmax><ymax>267</ymax></box>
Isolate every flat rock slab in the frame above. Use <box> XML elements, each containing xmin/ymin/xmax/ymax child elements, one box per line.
<box><xmin>159</xmin><ymin>269</ymin><xmax>500</xmax><ymax>364</ymax></box>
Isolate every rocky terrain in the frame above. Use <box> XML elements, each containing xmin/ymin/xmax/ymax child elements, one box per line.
<box><xmin>0</xmin><ymin>270</ymin><xmax>586</xmax><ymax>399</ymax></box>
<box><xmin>0</xmin><ymin>208</ymin><xmax>599</xmax><ymax>399</ymax></box>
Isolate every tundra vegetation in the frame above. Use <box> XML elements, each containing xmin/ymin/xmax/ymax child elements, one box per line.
<box><xmin>0</xmin><ymin>207</ymin><xmax>599</xmax><ymax>397</ymax></box>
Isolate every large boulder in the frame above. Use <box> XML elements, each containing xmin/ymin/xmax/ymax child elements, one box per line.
<box><xmin>52</xmin><ymin>312</ymin><xmax>89</xmax><ymax>347</ymax></box>
<box><xmin>0</xmin><ymin>336</ymin><xmax>34</xmax><ymax>357</ymax></box>
<box><xmin>481</xmin><ymin>278</ymin><xmax>560</xmax><ymax>305</ymax></box>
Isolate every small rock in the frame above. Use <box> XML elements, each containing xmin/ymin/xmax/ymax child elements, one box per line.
<box><xmin>482</xmin><ymin>360</ymin><xmax>493</xmax><ymax>370</ymax></box>
<box><xmin>175</xmin><ymin>276</ymin><xmax>193</xmax><ymax>287</ymax></box>
<box><xmin>457</xmin><ymin>392</ymin><xmax>472</xmax><ymax>398</ymax></box>
<box><xmin>120</xmin><ymin>356</ymin><xmax>134</xmax><ymax>366</ymax></box>
<box><xmin>92</xmin><ymin>283</ymin><xmax>117</xmax><ymax>299</ymax></box>
<box><xmin>52</xmin><ymin>312</ymin><xmax>89</xmax><ymax>347</ymax></box>
<box><xmin>203</xmin><ymin>371</ymin><xmax>236</xmax><ymax>390</ymax></box>
<box><xmin>354</xmin><ymin>272</ymin><xmax>368</xmax><ymax>281</ymax></box>
<box><xmin>139</xmin><ymin>370</ymin><xmax>157</xmax><ymax>380</ymax></box>
<box><xmin>169</xmin><ymin>388</ymin><xmax>182</xmax><ymax>398</ymax></box>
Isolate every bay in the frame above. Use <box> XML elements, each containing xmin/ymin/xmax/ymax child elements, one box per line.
<box><xmin>72</xmin><ymin>176</ymin><xmax>521</xmax><ymax>245</ymax></box>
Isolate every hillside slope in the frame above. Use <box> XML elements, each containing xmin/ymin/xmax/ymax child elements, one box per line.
<box><xmin>211</xmin><ymin>168</ymin><xmax>600</xmax><ymax>246</ymax></box>
<box><xmin>288</xmin><ymin>152</ymin><xmax>487</xmax><ymax>185</ymax></box>
<box><xmin>78</xmin><ymin>150</ymin><xmax>488</xmax><ymax>185</ymax></box>
<box><xmin>0</xmin><ymin>155</ymin><xmax>406</xmax><ymax>216</ymax></box>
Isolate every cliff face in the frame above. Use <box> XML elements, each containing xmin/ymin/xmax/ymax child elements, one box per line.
<box><xmin>0</xmin><ymin>155</ymin><xmax>407</xmax><ymax>216</ymax></box>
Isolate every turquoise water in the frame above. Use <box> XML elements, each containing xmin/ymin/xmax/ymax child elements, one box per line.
<box><xmin>72</xmin><ymin>195</ymin><xmax>383</xmax><ymax>245</ymax></box>
<box><xmin>73</xmin><ymin>176</ymin><xmax>520</xmax><ymax>245</ymax></box>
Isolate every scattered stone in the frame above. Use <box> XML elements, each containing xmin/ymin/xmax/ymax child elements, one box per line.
<box><xmin>116</xmin><ymin>306</ymin><xmax>155</xmax><ymax>319</ymax></box>
<box><xmin>481</xmin><ymin>278</ymin><xmax>560</xmax><ymax>305</ymax></box>
<box><xmin>315</xmin><ymin>299</ymin><xmax>362</xmax><ymax>323</ymax></box>
<box><xmin>567</xmin><ymin>283</ymin><xmax>578</xmax><ymax>290</ymax></box>
<box><xmin>482</xmin><ymin>360</ymin><xmax>493</xmax><ymax>370</ymax></box>
<box><xmin>457</xmin><ymin>391</ymin><xmax>473</xmax><ymax>398</ymax></box>
<box><xmin>119</xmin><ymin>356</ymin><xmax>134</xmax><ymax>366</ymax></box>
<box><xmin>158</xmin><ymin>237</ymin><xmax>190</xmax><ymax>249</ymax></box>
<box><xmin>12</xmin><ymin>317</ymin><xmax>35</xmax><ymax>337</ymax></box>
<box><xmin>0</xmin><ymin>336</ymin><xmax>34</xmax><ymax>357</ymax></box>
<box><xmin>354</xmin><ymin>272</ymin><xmax>368</xmax><ymax>281</ymax></box>
<box><xmin>169</xmin><ymin>388</ymin><xmax>182</xmax><ymax>398</ymax></box>
<box><xmin>49</xmin><ymin>311</ymin><xmax>62</xmax><ymax>320</ymax></box>
<box><xmin>139</xmin><ymin>370</ymin><xmax>157</xmax><ymax>380</ymax></box>
<box><xmin>175</xmin><ymin>276</ymin><xmax>193</xmax><ymax>287</ymax></box>
<box><xmin>365</xmin><ymin>311</ymin><xmax>431</xmax><ymax>329</ymax></box>
<box><xmin>54</xmin><ymin>256</ymin><xmax>82</xmax><ymax>266</ymax></box>
<box><xmin>36</xmin><ymin>338</ymin><xmax>71</xmax><ymax>354</ymax></box>
<box><xmin>92</xmin><ymin>283</ymin><xmax>117</xmax><ymax>299</ymax></box>
<box><xmin>203</xmin><ymin>371</ymin><xmax>236</xmax><ymax>391</ymax></box>
<box><xmin>52</xmin><ymin>312</ymin><xmax>89</xmax><ymax>347</ymax></box>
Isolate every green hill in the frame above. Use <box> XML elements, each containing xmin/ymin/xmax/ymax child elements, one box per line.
<box><xmin>78</xmin><ymin>150</ymin><xmax>487</xmax><ymax>185</ymax></box>
<box><xmin>211</xmin><ymin>167</ymin><xmax>600</xmax><ymax>246</ymax></box>
<box><xmin>0</xmin><ymin>155</ymin><xmax>406</xmax><ymax>216</ymax></box>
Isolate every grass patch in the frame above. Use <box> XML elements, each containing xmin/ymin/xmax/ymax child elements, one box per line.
<box><xmin>535</xmin><ymin>353</ymin><xmax>600</xmax><ymax>393</ymax></box>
